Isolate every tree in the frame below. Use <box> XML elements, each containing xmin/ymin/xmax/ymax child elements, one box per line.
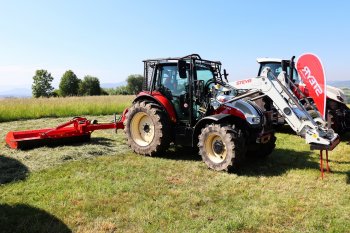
<box><xmin>59</xmin><ymin>70</ymin><xmax>80</xmax><ymax>97</ymax></box>
<box><xmin>78</xmin><ymin>75</ymin><xmax>101</xmax><ymax>96</ymax></box>
<box><xmin>100</xmin><ymin>88</ymin><xmax>109</xmax><ymax>95</ymax></box>
<box><xmin>52</xmin><ymin>89</ymin><xmax>60</xmax><ymax>97</ymax></box>
<box><xmin>114</xmin><ymin>86</ymin><xmax>129</xmax><ymax>95</ymax></box>
<box><xmin>126</xmin><ymin>74</ymin><xmax>143</xmax><ymax>94</ymax></box>
<box><xmin>32</xmin><ymin>69</ymin><xmax>54</xmax><ymax>98</ymax></box>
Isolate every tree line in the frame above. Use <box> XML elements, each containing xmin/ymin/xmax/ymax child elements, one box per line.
<box><xmin>32</xmin><ymin>69</ymin><xmax>143</xmax><ymax>98</ymax></box>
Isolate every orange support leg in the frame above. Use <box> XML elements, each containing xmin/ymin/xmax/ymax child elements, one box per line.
<box><xmin>326</xmin><ymin>150</ymin><xmax>330</xmax><ymax>173</ymax></box>
<box><xmin>320</xmin><ymin>150</ymin><xmax>324</xmax><ymax>179</ymax></box>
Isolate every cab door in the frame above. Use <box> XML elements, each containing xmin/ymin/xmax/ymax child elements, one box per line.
<box><xmin>158</xmin><ymin>64</ymin><xmax>190</xmax><ymax>123</ymax></box>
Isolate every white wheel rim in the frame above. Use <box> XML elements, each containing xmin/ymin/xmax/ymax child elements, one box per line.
<box><xmin>130</xmin><ymin>112</ymin><xmax>155</xmax><ymax>146</ymax></box>
<box><xmin>204</xmin><ymin>134</ymin><xmax>227</xmax><ymax>163</ymax></box>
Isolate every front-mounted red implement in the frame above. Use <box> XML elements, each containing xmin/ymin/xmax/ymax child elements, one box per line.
<box><xmin>6</xmin><ymin>114</ymin><xmax>126</xmax><ymax>150</ymax></box>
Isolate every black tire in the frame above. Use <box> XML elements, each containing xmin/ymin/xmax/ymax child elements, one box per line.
<box><xmin>246</xmin><ymin>134</ymin><xmax>276</xmax><ymax>159</ymax></box>
<box><xmin>258</xmin><ymin>134</ymin><xmax>276</xmax><ymax>158</ymax></box>
<box><xmin>124</xmin><ymin>101</ymin><xmax>171</xmax><ymax>156</ymax></box>
<box><xmin>327</xmin><ymin>111</ymin><xmax>344</xmax><ymax>134</ymax></box>
<box><xmin>198</xmin><ymin>124</ymin><xmax>246</xmax><ymax>171</ymax></box>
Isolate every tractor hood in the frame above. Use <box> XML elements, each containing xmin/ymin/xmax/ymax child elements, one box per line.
<box><xmin>326</xmin><ymin>85</ymin><xmax>347</xmax><ymax>103</ymax></box>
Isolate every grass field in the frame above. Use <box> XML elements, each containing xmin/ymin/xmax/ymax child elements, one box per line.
<box><xmin>0</xmin><ymin>95</ymin><xmax>134</xmax><ymax>122</ymax></box>
<box><xmin>1</xmin><ymin>116</ymin><xmax>350</xmax><ymax>232</ymax></box>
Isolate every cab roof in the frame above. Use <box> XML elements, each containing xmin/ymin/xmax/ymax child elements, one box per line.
<box><xmin>256</xmin><ymin>58</ymin><xmax>282</xmax><ymax>63</ymax></box>
<box><xmin>143</xmin><ymin>54</ymin><xmax>221</xmax><ymax>65</ymax></box>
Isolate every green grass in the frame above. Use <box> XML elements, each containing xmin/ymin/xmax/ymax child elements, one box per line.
<box><xmin>0</xmin><ymin>95</ymin><xmax>134</xmax><ymax>122</ymax></box>
<box><xmin>0</xmin><ymin>116</ymin><xmax>350</xmax><ymax>232</ymax></box>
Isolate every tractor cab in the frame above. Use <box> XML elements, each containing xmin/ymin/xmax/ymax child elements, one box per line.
<box><xmin>141</xmin><ymin>54</ymin><xmax>229</xmax><ymax>126</ymax></box>
<box><xmin>257</xmin><ymin>58</ymin><xmax>300</xmax><ymax>87</ymax></box>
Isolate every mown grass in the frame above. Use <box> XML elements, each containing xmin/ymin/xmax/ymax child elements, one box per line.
<box><xmin>0</xmin><ymin>116</ymin><xmax>350</xmax><ymax>232</ymax></box>
<box><xmin>0</xmin><ymin>96</ymin><xmax>134</xmax><ymax>122</ymax></box>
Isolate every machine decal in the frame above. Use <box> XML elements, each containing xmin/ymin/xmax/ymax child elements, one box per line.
<box><xmin>296</xmin><ymin>53</ymin><xmax>327</xmax><ymax>119</ymax></box>
<box><xmin>235</xmin><ymin>79</ymin><xmax>252</xmax><ymax>86</ymax></box>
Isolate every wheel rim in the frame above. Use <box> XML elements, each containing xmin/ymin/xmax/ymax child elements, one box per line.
<box><xmin>130</xmin><ymin>112</ymin><xmax>155</xmax><ymax>146</ymax></box>
<box><xmin>204</xmin><ymin>134</ymin><xmax>227</xmax><ymax>163</ymax></box>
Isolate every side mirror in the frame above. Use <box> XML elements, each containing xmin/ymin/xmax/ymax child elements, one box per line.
<box><xmin>223</xmin><ymin>69</ymin><xmax>229</xmax><ymax>83</ymax></box>
<box><xmin>289</xmin><ymin>56</ymin><xmax>296</xmax><ymax>81</ymax></box>
<box><xmin>178</xmin><ymin>59</ymin><xmax>187</xmax><ymax>79</ymax></box>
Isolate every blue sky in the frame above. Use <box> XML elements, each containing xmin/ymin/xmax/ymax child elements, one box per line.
<box><xmin>0</xmin><ymin>0</ymin><xmax>349</xmax><ymax>92</ymax></box>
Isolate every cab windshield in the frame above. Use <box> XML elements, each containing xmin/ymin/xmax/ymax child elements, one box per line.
<box><xmin>260</xmin><ymin>62</ymin><xmax>301</xmax><ymax>84</ymax></box>
<box><xmin>196</xmin><ymin>63</ymin><xmax>214</xmax><ymax>84</ymax></box>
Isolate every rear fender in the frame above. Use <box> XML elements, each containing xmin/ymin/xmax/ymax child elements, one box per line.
<box><xmin>133</xmin><ymin>91</ymin><xmax>177</xmax><ymax>123</ymax></box>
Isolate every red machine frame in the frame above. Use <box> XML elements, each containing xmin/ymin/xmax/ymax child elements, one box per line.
<box><xmin>6</xmin><ymin>115</ymin><xmax>126</xmax><ymax>149</ymax></box>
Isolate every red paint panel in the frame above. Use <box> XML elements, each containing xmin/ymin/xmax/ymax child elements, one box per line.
<box><xmin>214</xmin><ymin>105</ymin><xmax>246</xmax><ymax>120</ymax></box>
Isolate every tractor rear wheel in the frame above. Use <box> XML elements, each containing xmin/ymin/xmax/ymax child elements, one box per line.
<box><xmin>124</xmin><ymin>101</ymin><xmax>171</xmax><ymax>156</ymax></box>
<box><xmin>198</xmin><ymin>124</ymin><xmax>246</xmax><ymax>171</ymax></box>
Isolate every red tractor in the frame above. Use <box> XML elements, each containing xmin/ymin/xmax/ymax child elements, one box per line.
<box><xmin>6</xmin><ymin>54</ymin><xmax>339</xmax><ymax>175</ymax></box>
<box><xmin>123</xmin><ymin>54</ymin><xmax>276</xmax><ymax>171</ymax></box>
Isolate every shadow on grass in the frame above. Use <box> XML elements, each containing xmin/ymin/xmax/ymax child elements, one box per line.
<box><xmin>327</xmin><ymin>159</ymin><xmax>350</xmax><ymax>165</ymax></box>
<box><xmin>0</xmin><ymin>156</ymin><xmax>29</xmax><ymax>184</ymax></box>
<box><xmin>158</xmin><ymin>146</ymin><xmax>320</xmax><ymax>176</ymax></box>
<box><xmin>15</xmin><ymin>136</ymin><xmax>116</xmax><ymax>150</ymax></box>
<box><xmin>155</xmin><ymin>146</ymin><xmax>324</xmax><ymax>177</ymax></box>
<box><xmin>155</xmin><ymin>146</ymin><xmax>318</xmax><ymax>177</ymax></box>
<box><xmin>0</xmin><ymin>204</ymin><xmax>71</xmax><ymax>233</ymax></box>
<box><xmin>237</xmin><ymin>149</ymin><xmax>350</xmax><ymax>179</ymax></box>
<box><xmin>89</xmin><ymin>137</ymin><xmax>116</xmax><ymax>147</ymax></box>
<box><xmin>235</xmin><ymin>148</ymin><xmax>319</xmax><ymax>177</ymax></box>
<box><xmin>157</xmin><ymin>145</ymin><xmax>202</xmax><ymax>161</ymax></box>
<box><xmin>89</xmin><ymin>137</ymin><xmax>350</xmax><ymax>180</ymax></box>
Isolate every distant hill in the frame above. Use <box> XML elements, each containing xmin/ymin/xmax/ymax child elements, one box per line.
<box><xmin>0</xmin><ymin>88</ymin><xmax>31</xmax><ymax>98</ymax></box>
<box><xmin>328</xmin><ymin>80</ymin><xmax>350</xmax><ymax>88</ymax></box>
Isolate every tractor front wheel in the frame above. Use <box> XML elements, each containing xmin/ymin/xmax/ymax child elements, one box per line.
<box><xmin>198</xmin><ymin>124</ymin><xmax>246</xmax><ymax>171</ymax></box>
<box><xmin>124</xmin><ymin>101</ymin><xmax>171</xmax><ymax>156</ymax></box>
<box><xmin>246</xmin><ymin>133</ymin><xmax>276</xmax><ymax>159</ymax></box>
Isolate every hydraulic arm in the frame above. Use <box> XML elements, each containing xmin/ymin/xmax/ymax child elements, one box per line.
<box><xmin>233</xmin><ymin>67</ymin><xmax>339</xmax><ymax>150</ymax></box>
